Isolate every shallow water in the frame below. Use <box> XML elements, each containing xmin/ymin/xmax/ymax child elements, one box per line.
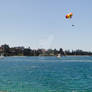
<box><xmin>0</xmin><ymin>56</ymin><xmax>92</xmax><ymax>92</ymax></box>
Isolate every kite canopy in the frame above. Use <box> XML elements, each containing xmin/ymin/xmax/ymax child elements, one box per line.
<box><xmin>65</xmin><ymin>12</ymin><xmax>75</xmax><ymax>27</ymax></box>
<box><xmin>65</xmin><ymin>13</ymin><xmax>73</xmax><ymax>19</ymax></box>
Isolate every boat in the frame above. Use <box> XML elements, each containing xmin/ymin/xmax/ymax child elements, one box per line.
<box><xmin>0</xmin><ymin>54</ymin><xmax>4</xmax><ymax>59</ymax></box>
<box><xmin>57</xmin><ymin>54</ymin><xmax>61</xmax><ymax>58</ymax></box>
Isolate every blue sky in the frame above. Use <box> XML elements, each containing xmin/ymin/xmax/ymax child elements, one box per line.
<box><xmin>0</xmin><ymin>0</ymin><xmax>92</xmax><ymax>51</ymax></box>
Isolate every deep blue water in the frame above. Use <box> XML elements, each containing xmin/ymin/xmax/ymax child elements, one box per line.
<box><xmin>0</xmin><ymin>56</ymin><xmax>92</xmax><ymax>92</ymax></box>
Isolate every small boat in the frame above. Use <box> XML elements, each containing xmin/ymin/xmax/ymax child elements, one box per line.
<box><xmin>57</xmin><ymin>54</ymin><xmax>61</xmax><ymax>58</ymax></box>
<box><xmin>0</xmin><ymin>54</ymin><xmax>4</xmax><ymax>59</ymax></box>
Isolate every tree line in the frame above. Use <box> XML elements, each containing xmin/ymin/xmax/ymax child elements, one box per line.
<box><xmin>0</xmin><ymin>44</ymin><xmax>92</xmax><ymax>56</ymax></box>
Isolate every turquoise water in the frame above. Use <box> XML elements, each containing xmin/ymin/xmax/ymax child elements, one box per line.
<box><xmin>0</xmin><ymin>56</ymin><xmax>92</xmax><ymax>92</ymax></box>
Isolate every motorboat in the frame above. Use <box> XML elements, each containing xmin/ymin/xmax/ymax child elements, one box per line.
<box><xmin>57</xmin><ymin>54</ymin><xmax>61</xmax><ymax>58</ymax></box>
<box><xmin>0</xmin><ymin>54</ymin><xmax>4</xmax><ymax>59</ymax></box>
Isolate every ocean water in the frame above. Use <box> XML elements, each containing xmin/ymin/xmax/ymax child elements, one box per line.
<box><xmin>0</xmin><ymin>56</ymin><xmax>92</xmax><ymax>92</ymax></box>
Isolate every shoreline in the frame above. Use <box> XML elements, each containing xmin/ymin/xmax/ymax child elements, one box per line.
<box><xmin>4</xmin><ymin>55</ymin><xmax>92</xmax><ymax>57</ymax></box>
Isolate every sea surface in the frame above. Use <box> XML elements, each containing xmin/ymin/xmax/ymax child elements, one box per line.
<box><xmin>0</xmin><ymin>56</ymin><xmax>92</xmax><ymax>92</ymax></box>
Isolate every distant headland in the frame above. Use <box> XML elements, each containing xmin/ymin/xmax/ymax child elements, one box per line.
<box><xmin>0</xmin><ymin>44</ymin><xmax>92</xmax><ymax>56</ymax></box>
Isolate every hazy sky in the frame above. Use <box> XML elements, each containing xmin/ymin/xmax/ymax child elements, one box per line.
<box><xmin>0</xmin><ymin>0</ymin><xmax>92</xmax><ymax>50</ymax></box>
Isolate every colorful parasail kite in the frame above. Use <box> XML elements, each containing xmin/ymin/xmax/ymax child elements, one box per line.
<box><xmin>65</xmin><ymin>12</ymin><xmax>73</xmax><ymax>19</ymax></box>
<box><xmin>65</xmin><ymin>12</ymin><xmax>75</xmax><ymax>27</ymax></box>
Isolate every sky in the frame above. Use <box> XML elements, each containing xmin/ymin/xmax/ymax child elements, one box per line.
<box><xmin>0</xmin><ymin>0</ymin><xmax>92</xmax><ymax>51</ymax></box>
